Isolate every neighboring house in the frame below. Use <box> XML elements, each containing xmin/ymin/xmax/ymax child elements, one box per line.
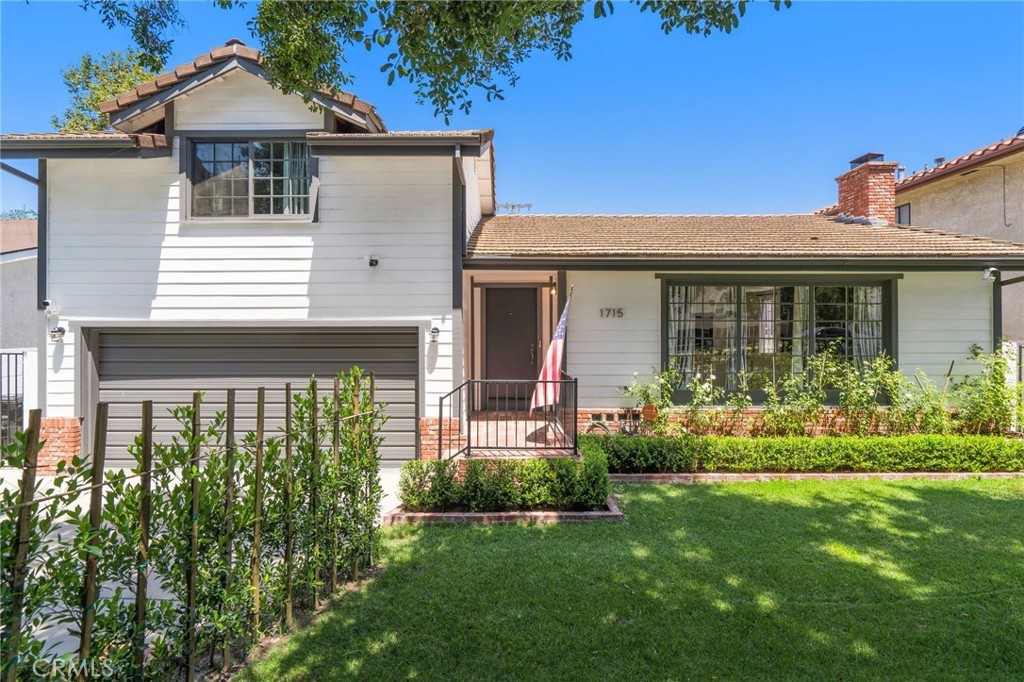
<box><xmin>3</xmin><ymin>39</ymin><xmax>1024</xmax><ymax>468</ymax></box>
<box><xmin>0</xmin><ymin>219</ymin><xmax>42</xmax><ymax>445</ymax></box>
<box><xmin>818</xmin><ymin>131</ymin><xmax>1024</xmax><ymax>339</ymax></box>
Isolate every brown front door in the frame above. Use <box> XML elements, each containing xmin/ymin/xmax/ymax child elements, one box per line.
<box><xmin>485</xmin><ymin>288</ymin><xmax>539</xmax><ymax>383</ymax></box>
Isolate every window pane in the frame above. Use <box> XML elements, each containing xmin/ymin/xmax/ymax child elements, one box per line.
<box><xmin>254</xmin><ymin>197</ymin><xmax>271</xmax><ymax>214</ymax></box>
<box><xmin>194</xmin><ymin>140</ymin><xmax>309</xmax><ymax>217</ymax></box>
<box><xmin>740</xmin><ymin>285</ymin><xmax>809</xmax><ymax>390</ymax></box>
<box><xmin>667</xmin><ymin>285</ymin><xmax>736</xmax><ymax>389</ymax></box>
<box><xmin>192</xmin><ymin>141</ymin><xmax>249</xmax><ymax>217</ymax></box>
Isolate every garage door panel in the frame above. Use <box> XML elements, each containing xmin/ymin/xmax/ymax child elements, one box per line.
<box><xmin>97</xmin><ymin>329</ymin><xmax>418</xmax><ymax>466</ymax></box>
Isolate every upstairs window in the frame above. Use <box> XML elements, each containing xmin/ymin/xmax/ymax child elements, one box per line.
<box><xmin>895</xmin><ymin>203</ymin><xmax>911</xmax><ymax>225</ymax></box>
<box><xmin>191</xmin><ymin>141</ymin><xmax>310</xmax><ymax>218</ymax></box>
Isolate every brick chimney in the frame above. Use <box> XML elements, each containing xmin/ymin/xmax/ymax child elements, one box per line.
<box><xmin>835</xmin><ymin>153</ymin><xmax>899</xmax><ymax>224</ymax></box>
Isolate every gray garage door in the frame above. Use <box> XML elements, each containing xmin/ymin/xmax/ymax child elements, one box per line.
<box><xmin>96</xmin><ymin>328</ymin><xmax>418</xmax><ymax>466</ymax></box>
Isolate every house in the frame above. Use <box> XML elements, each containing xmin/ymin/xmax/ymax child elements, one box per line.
<box><xmin>818</xmin><ymin>131</ymin><xmax>1024</xmax><ymax>339</ymax></box>
<box><xmin>0</xmin><ymin>219</ymin><xmax>42</xmax><ymax>447</ymax></box>
<box><xmin>3</xmin><ymin>39</ymin><xmax>1024</xmax><ymax>469</ymax></box>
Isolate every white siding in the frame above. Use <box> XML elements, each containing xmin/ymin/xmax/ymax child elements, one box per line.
<box><xmin>174</xmin><ymin>69</ymin><xmax>324</xmax><ymax>131</ymax></box>
<box><xmin>563</xmin><ymin>270</ymin><xmax>995</xmax><ymax>409</ymax></box>
<box><xmin>566</xmin><ymin>271</ymin><xmax>661</xmax><ymax>407</ymax></box>
<box><xmin>897</xmin><ymin>271</ymin><xmax>991</xmax><ymax>381</ymax></box>
<box><xmin>463</xmin><ymin>155</ymin><xmax>482</xmax><ymax>234</ymax></box>
<box><xmin>44</xmin><ymin>149</ymin><xmax>457</xmax><ymax>415</ymax></box>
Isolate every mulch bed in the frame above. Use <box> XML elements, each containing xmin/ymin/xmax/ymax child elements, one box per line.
<box><xmin>381</xmin><ymin>496</ymin><xmax>623</xmax><ymax>526</ymax></box>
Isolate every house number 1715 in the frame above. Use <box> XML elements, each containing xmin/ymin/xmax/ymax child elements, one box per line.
<box><xmin>600</xmin><ymin>308</ymin><xmax>624</xmax><ymax>318</ymax></box>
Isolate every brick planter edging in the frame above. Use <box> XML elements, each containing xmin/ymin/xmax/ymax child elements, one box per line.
<box><xmin>610</xmin><ymin>472</ymin><xmax>1024</xmax><ymax>484</ymax></box>
<box><xmin>381</xmin><ymin>496</ymin><xmax>623</xmax><ymax>526</ymax></box>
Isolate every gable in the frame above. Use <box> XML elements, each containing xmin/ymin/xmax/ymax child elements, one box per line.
<box><xmin>174</xmin><ymin>68</ymin><xmax>325</xmax><ymax>132</ymax></box>
<box><xmin>102</xmin><ymin>40</ymin><xmax>386</xmax><ymax>134</ymax></box>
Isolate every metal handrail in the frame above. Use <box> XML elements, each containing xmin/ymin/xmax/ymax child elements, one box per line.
<box><xmin>437</xmin><ymin>375</ymin><xmax>578</xmax><ymax>459</ymax></box>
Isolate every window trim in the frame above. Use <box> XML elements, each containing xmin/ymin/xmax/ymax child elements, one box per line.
<box><xmin>659</xmin><ymin>275</ymin><xmax>899</xmax><ymax>404</ymax></box>
<box><xmin>180</xmin><ymin>135</ymin><xmax>319</xmax><ymax>223</ymax></box>
<box><xmin>896</xmin><ymin>203</ymin><xmax>911</xmax><ymax>225</ymax></box>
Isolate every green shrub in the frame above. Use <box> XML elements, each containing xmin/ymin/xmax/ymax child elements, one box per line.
<box><xmin>580</xmin><ymin>434</ymin><xmax>1024</xmax><ymax>474</ymax></box>
<box><xmin>398</xmin><ymin>453</ymin><xmax>611</xmax><ymax>513</ymax></box>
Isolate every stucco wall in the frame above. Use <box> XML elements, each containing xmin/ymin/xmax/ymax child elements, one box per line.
<box><xmin>1</xmin><ymin>253</ymin><xmax>42</xmax><ymax>349</ymax></box>
<box><xmin>897</xmin><ymin>151</ymin><xmax>1024</xmax><ymax>339</ymax></box>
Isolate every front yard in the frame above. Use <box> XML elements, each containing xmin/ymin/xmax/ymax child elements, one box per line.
<box><xmin>239</xmin><ymin>479</ymin><xmax>1024</xmax><ymax>680</ymax></box>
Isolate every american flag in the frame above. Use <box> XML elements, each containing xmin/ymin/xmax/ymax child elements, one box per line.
<box><xmin>530</xmin><ymin>293</ymin><xmax>571</xmax><ymax>413</ymax></box>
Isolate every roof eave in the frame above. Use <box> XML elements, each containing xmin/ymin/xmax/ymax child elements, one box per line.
<box><xmin>897</xmin><ymin>140</ymin><xmax>1024</xmax><ymax>193</ymax></box>
<box><xmin>0</xmin><ymin>139</ymin><xmax>171</xmax><ymax>159</ymax></box>
<box><xmin>463</xmin><ymin>255</ymin><xmax>1024</xmax><ymax>271</ymax></box>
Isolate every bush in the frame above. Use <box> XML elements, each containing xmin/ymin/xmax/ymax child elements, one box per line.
<box><xmin>580</xmin><ymin>433</ymin><xmax>1024</xmax><ymax>474</ymax></box>
<box><xmin>398</xmin><ymin>459</ymin><xmax>460</xmax><ymax>511</ymax></box>
<box><xmin>398</xmin><ymin>451</ymin><xmax>611</xmax><ymax>513</ymax></box>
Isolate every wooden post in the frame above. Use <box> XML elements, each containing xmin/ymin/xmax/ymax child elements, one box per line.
<box><xmin>351</xmin><ymin>372</ymin><xmax>361</xmax><ymax>581</ymax></box>
<box><xmin>221</xmin><ymin>390</ymin><xmax>235</xmax><ymax>672</ymax></box>
<box><xmin>2</xmin><ymin>409</ymin><xmax>41</xmax><ymax>682</ymax></box>
<box><xmin>251</xmin><ymin>387</ymin><xmax>265</xmax><ymax>633</ymax></box>
<box><xmin>133</xmin><ymin>401</ymin><xmax>153</xmax><ymax>679</ymax></box>
<box><xmin>311</xmin><ymin>378</ymin><xmax>320</xmax><ymax>608</ymax></box>
<box><xmin>284</xmin><ymin>383</ymin><xmax>294</xmax><ymax>628</ymax></box>
<box><xmin>77</xmin><ymin>402</ymin><xmax>108</xmax><ymax>680</ymax></box>
<box><xmin>330</xmin><ymin>375</ymin><xmax>340</xmax><ymax>592</ymax></box>
<box><xmin>367</xmin><ymin>372</ymin><xmax>376</xmax><ymax>568</ymax></box>
<box><xmin>185</xmin><ymin>393</ymin><xmax>201</xmax><ymax>682</ymax></box>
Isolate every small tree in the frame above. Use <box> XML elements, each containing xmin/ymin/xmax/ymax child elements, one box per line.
<box><xmin>50</xmin><ymin>50</ymin><xmax>155</xmax><ymax>132</ymax></box>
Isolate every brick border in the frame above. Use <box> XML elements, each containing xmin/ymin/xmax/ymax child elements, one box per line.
<box><xmin>381</xmin><ymin>495</ymin><xmax>623</xmax><ymax>526</ymax></box>
<box><xmin>610</xmin><ymin>472</ymin><xmax>1024</xmax><ymax>484</ymax></box>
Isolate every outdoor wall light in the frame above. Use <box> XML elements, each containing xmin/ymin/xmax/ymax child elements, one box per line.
<box><xmin>429</xmin><ymin>327</ymin><xmax>440</xmax><ymax>343</ymax></box>
<box><xmin>983</xmin><ymin>267</ymin><xmax>999</xmax><ymax>283</ymax></box>
<box><xmin>367</xmin><ymin>254</ymin><xmax>379</xmax><ymax>267</ymax></box>
<box><xmin>49</xmin><ymin>326</ymin><xmax>66</xmax><ymax>343</ymax></box>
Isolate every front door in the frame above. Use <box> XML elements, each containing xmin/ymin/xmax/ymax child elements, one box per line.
<box><xmin>485</xmin><ymin>288</ymin><xmax>539</xmax><ymax>397</ymax></box>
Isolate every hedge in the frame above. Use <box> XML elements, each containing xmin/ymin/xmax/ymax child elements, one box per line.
<box><xmin>578</xmin><ymin>433</ymin><xmax>1024</xmax><ymax>474</ymax></box>
<box><xmin>398</xmin><ymin>449</ymin><xmax>611</xmax><ymax>512</ymax></box>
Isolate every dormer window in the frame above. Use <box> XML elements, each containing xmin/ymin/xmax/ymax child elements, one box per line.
<box><xmin>191</xmin><ymin>140</ymin><xmax>310</xmax><ymax>218</ymax></box>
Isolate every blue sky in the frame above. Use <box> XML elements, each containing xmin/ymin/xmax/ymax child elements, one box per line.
<box><xmin>2</xmin><ymin>1</ymin><xmax>1022</xmax><ymax>215</ymax></box>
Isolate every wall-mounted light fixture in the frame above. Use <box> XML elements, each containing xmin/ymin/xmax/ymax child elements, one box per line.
<box><xmin>49</xmin><ymin>326</ymin><xmax>66</xmax><ymax>343</ymax></box>
<box><xmin>367</xmin><ymin>254</ymin><xmax>379</xmax><ymax>267</ymax></box>
<box><xmin>429</xmin><ymin>327</ymin><xmax>440</xmax><ymax>343</ymax></box>
<box><xmin>983</xmin><ymin>267</ymin><xmax>1000</xmax><ymax>283</ymax></box>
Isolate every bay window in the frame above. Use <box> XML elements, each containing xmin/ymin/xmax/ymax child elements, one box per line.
<box><xmin>664</xmin><ymin>278</ymin><xmax>893</xmax><ymax>400</ymax></box>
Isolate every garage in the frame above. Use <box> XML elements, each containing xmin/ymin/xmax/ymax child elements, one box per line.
<box><xmin>92</xmin><ymin>328</ymin><xmax>419</xmax><ymax>466</ymax></box>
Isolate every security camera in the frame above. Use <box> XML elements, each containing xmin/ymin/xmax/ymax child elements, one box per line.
<box><xmin>367</xmin><ymin>255</ymin><xmax>379</xmax><ymax>267</ymax></box>
<box><xmin>42</xmin><ymin>299</ymin><xmax>51</xmax><ymax>309</ymax></box>
<box><xmin>983</xmin><ymin>268</ymin><xmax>999</xmax><ymax>283</ymax></box>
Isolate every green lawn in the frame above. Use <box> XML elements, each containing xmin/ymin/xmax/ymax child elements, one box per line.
<box><xmin>239</xmin><ymin>479</ymin><xmax>1024</xmax><ymax>681</ymax></box>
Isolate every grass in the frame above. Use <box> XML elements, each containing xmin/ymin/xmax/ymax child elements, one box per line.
<box><xmin>238</xmin><ymin>479</ymin><xmax>1024</xmax><ymax>681</ymax></box>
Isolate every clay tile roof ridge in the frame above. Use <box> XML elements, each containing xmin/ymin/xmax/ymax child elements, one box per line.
<box><xmin>897</xmin><ymin>133</ymin><xmax>1024</xmax><ymax>187</ymax></box>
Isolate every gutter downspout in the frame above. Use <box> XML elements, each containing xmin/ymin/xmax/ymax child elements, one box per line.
<box><xmin>452</xmin><ymin>144</ymin><xmax>466</xmax><ymax>310</ymax></box>
<box><xmin>37</xmin><ymin>159</ymin><xmax>47</xmax><ymax>310</ymax></box>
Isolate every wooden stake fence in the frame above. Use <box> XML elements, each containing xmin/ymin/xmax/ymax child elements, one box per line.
<box><xmin>221</xmin><ymin>390</ymin><xmax>236</xmax><ymax>672</ymax></box>
<box><xmin>351</xmin><ymin>373</ymin><xmax>362</xmax><ymax>581</ymax></box>
<box><xmin>251</xmin><ymin>386</ymin><xmax>265</xmax><ymax>634</ymax></box>
<box><xmin>185</xmin><ymin>393</ymin><xmax>201</xmax><ymax>682</ymax></box>
<box><xmin>284</xmin><ymin>383</ymin><xmax>294</xmax><ymax>629</ymax></box>
<box><xmin>311</xmin><ymin>379</ymin><xmax>321</xmax><ymax>609</ymax></box>
<box><xmin>134</xmin><ymin>401</ymin><xmax>153</xmax><ymax>678</ymax></box>
<box><xmin>331</xmin><ymin>376</ymin><xmax>341</xmax><ymax>592</ymax></box>
<box><xmin>2</xmin><ymin>409</ymin><xmax>41</xmax><ymax>682</ymax></box>
<box><xmin>77</xmin><ymin>402</ymin><xmax>108</xmax><ymax>681</ymax></box>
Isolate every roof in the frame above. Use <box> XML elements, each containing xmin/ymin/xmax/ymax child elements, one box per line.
<box><xmin>466</xmin><ymin>213</ymin><xmax>1024</xmax><ymax>262</ymax></box>
<box><xmin>1</xmin><ymin>219</ymin><xmax>37</xmax><ymax>255</ymax></box>
<box><xmin>0</xmin><ymin>131</ymin><xmax>169</xmax><ymax>149</ymax></box>
<box><xmin>897</xmin><ymin>133</ymin><xmax>1024</xmax><ymax>192</ymax></box>
<box><xmin>98</xmin><ymin>39</ymin><xmax>386</xmax><ymax>132</ymax></box>
<box><xmin>307</xmin><ymin>129</ymin><xmax>494</xmax><ymax>145</ymax></box>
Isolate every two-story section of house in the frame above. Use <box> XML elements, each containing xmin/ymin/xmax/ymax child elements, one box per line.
<box><xmin>893</xmin><ymin>130</ymin><xmax>1024</xmax><ymax>339</ymax></box>
<box><xmin>0</xmin><ymin>40</ymin><xmax>494</xmax><ymax>469</ymax></box>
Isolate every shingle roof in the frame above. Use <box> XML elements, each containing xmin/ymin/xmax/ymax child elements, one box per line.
<box><xmin>0</xmin><ymin>131</ymin><xmax>169</xmax><ymax>148</ymax></box>
<box><xmin>98</xmin><ymin>39</ymin><xmax>386</xmax><ymax>132</ymax></box>
<box><xmin>467</xmin><ymin>214</ymin><xmax>1024</xmax><ymax>261</ymax></box>
<box><xmin>897</xmin><ymin>133</ymin><xmax>1024</xmax><ymax>192</ymax></box>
